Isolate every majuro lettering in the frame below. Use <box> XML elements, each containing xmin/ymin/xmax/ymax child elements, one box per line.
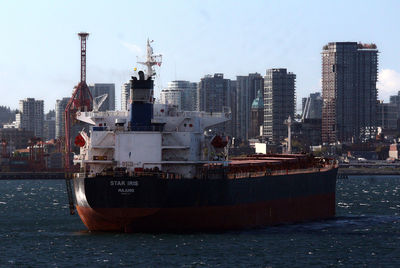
<box><xmin>118</xmin><ymin>189</ymin><xmax>135</xmax><ymax>193</ymax></box>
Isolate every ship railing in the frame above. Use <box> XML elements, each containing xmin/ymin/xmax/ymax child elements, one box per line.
<box><xmin>168</xmin><ymin>110</ymin><xmax>230</xmax><ymax>119</ymax></box>
<box><xmin>82</xmin><ymin>111</ymin><xmax>129</xmax><ymax>118</ymax></box>
<box><xmin>126</xmin><ymin>171</ymin><xmax>183</xmax><ymax>179</ymax></box>
<box><xmin>226</xmin><ymin>165</ymin><xmax>337</xmax><ymax>179</ymax></box>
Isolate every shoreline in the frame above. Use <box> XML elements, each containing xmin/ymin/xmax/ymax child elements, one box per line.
<box><xmin>338</xmin><ymin>168</ymin><xmax>400</xmax><ymax>175</ymax></box>
<box><xmin>0</xmin><ymin>172</ymin><xmax>65</xmax><ymax>180</ymax></box>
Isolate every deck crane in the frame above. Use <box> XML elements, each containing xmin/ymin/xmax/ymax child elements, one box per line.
<box><xmin>64</xmin><ymin>32</ymin><xmax>93</xmax><ymax>215</ymax></box>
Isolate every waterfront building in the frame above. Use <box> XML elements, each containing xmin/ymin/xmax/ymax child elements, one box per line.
<box><xmin>18</xmin><ymin>98</ymin><xmax>44</xmax><ymax>138</ymax></box>
<box><xmin>89</xmin><ymin>83</ymin><xmax>115</xmax><ymax>111</ymax></box>
<box><xmin>321</xmin><ymin>42</ymin><xmax>378</xmax><ymax>143</ymax></box>
<box><xmin>3</xmin><ymin>113</ymin><xmax>20</xmax><ymax>129</ymax></box>
<box><xmin>0</xmin><ymin>128</ymin><xmax>34</xmax><ymax>149</ymax></box>
<box><xmin>263</xmin><ymin>69</ymin><xmax>296</xmax><ymax>143</ymax></box>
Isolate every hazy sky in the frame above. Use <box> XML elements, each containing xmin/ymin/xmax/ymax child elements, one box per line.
<box><xmin>1</xmin><ymin>0</ymin><xmax>399</xmax><ymax>112</ymax></box>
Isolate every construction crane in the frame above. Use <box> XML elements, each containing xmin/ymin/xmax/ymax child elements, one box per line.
<box><xmin>64</xmin><ymin>32</ymin><xmax>93</xmax><ymax>171</ymax></box>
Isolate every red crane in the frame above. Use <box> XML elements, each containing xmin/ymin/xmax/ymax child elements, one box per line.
<box><xmin>64</xmin><ymin>32</ymin><xmax>93</xmax><ymax>171</ymax></box>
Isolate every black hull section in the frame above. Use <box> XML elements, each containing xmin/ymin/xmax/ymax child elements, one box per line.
<box><xmin>73</xmin><ymin>168</ymin><xmax>337</xmax><ymax>232</ymax></box>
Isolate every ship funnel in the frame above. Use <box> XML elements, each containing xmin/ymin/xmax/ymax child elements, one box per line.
<box><xmin>138</xmin><ymin>71</ymin><xmax>145</xmax><ymax>80</ymax></box>
<box><xmin>129</xmin><ymin>73</ymin><xmax>154</xmax><ymax>131</ymax></box>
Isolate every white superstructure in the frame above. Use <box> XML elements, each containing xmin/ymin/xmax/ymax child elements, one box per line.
<box><xmin>74</xmin><ymin>104</ymin><xmax>230</xmax><ymax>178</ymax></box>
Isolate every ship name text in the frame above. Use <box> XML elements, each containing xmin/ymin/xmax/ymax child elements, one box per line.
<box><xmin>110</xmin><ymin>180</ymin><xmax>139</xmax><ymax>186</ymax></box>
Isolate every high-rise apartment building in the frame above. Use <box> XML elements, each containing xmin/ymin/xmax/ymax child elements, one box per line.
<box><xmin>198</xmin><ymin>74</ymin><xmax>231</xmax><ymax>113</ymax></box>
<box><xmin>263</xmin><ymin>69</ymin><xmax>296</xmax><ymax>143</ymax></box>
<box><xmin>18</xmin><ymin>98</ymin><xmax>44</xmax><ymax>138</ymax></box>
<box><xmin>89</xmin><ymin>83</ymin><xmax>115</xmax><ymax>111</ymax></box>
<box><xmin>302</xmin><ymin>92</ymin><xmax>322</xmax><ymax>120</ymax></box>
<box><xmin>160</xmin><ymin>87</ymin><xmax>182</xmax><ymax>109</ymax></box>
<box><xmin>43</xmin><ymin>110</ymin><xmax>56</xmax><ymax>141</ymax></box>
<box><xmin>181</xmin><ymin>81</ymin><xmax>197</xmax><ymax>111</ymax></box>
<box><xmin>121</xmin><ymin>81</ymin><xmax>131</xmax><ymax>111</ymax></box>
<box><xmin>55</xmin><ymin>97</ymin><xmax>70</xmax><ymax>139</ymax></box>
<box><xmin>198</xmin><ymin>73</ymin><xmax>232</xmax><ymax>135</ymax></box>
<box><xmin>377</xmin><ymin>101</ymin><xmax>397</xmax><ymax>130</ymax></box>
<box><xmin>160</xmin><ymin>81</ymin><xmax>197</xmax><ymax>111</ymax></box>
<box><xmin>234</xmin><ymin>73</ymin><xmax>263</xmax><ymax>141</ymax></box>
<box><xmin>321</xmin><ymin>42</ymin><xmax>378</xmax><ymax>143</ymax></box>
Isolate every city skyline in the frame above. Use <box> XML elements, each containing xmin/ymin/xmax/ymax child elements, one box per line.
<box><xmin>0</xmin><ymin>0</ymin><xmax>399</xmax><ymax>112</ymax></box>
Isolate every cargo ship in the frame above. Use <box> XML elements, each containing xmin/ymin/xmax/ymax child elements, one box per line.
<box><xmin>70</xmin><ymin>40</ymin><xmax>338</xmax><ymax>232</ymax></box>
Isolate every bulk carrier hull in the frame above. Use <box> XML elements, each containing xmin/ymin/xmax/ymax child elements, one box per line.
<box><xmin>74</xmin><ymin>168</ymin><xmax>337</xmax><ymax>232</ymax></box>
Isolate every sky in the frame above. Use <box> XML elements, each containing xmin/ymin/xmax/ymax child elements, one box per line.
<box><xmin>0</xmin><ymin>0</ymin><xmax>400</xmax><ymax>112</ymax></box>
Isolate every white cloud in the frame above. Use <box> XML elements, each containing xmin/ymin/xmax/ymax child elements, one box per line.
<box><xmin>378</xmin><ymin>69</ymin><xmax>400</xmax><ymax>101</ymax></box>
<box><xmin>120</xmin><ymin>41</ymin><xmax>142</xmax><ymax>55</ymax></box>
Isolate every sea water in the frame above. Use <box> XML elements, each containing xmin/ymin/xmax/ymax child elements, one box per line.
<box><xmin>0</xmin><ymin>176</ymin><xmax>399</xmax><ymax>267</ymax></box>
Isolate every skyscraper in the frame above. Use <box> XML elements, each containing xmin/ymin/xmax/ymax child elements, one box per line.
<box><xmin>181</xmin><ymin>81</ymin><xmax>197</xmax><ymax>111</ymax></box>
<box><xmin>198</xmin><ymin>74</ymin><xmax>231</xmax><ymax>113</ymax></box>
<box><xmin>263</xmin><ymin>69</ymin><xmax>296</xmax><ymax>143</ymax></box>
<box><xmin>302</xmin><ymin>92</ymin><xmax>322</xmax><ymax>120</ymax></box>
<box><xmin>234</xmin><ymin>73</ymin><xmax>263</xmax><ymax>141</ymax></box>
<box><xmin>89</xmin><ymin>83</ymin><xmax>115</xmax><ymax>111</ymax></box>
<box><xmin>160</xmin><ymin>87</ymin><xmax>182</xmax><ymax>109</ymax></box>
<box><xmin>321</xmin><ymin>42</ymin><xmax>378</xmax><ymax>143</ymax></box>
<box><xmin>121</xmin><ymin>81</ymin><xmax>131</xmax><ymax>111</ymax></box>
<box><xmin>198</xmin><ymin>73</ymin><xmax>232</xmax><ymax>135</ymax></box>
<box><xmin>55</xmin><ymin>97</ymin><xmax>70</xmax><ymax>139</ymax></box>
<box><xmin>160</xmin><ymin>81</ymin><xmax>198</xmax><ymax>111</ymax></box>
<box><xmin>18</xmin><ymin>98</ymin><xmax>44</xmax><ymax>138</ymax></box>
<box><xmin>43</xmin><ymin>110</ymin><xmax>56</xmax><ymax>141</ymax></box>
<box><xmin>377</xmin><ymin>101</ymin><xmax>397</xmax><ymax>131</ymax></box>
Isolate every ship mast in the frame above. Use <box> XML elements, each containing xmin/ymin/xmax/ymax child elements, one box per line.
<box><xmin>129</xmin><ymin>39</ymin><xmax>162</xmax><ymax>130</ymax></box>
<box><xmin>137</xmin><ymin>39</ymin><xmax>162</xmax><ymax>79</ymax></box>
